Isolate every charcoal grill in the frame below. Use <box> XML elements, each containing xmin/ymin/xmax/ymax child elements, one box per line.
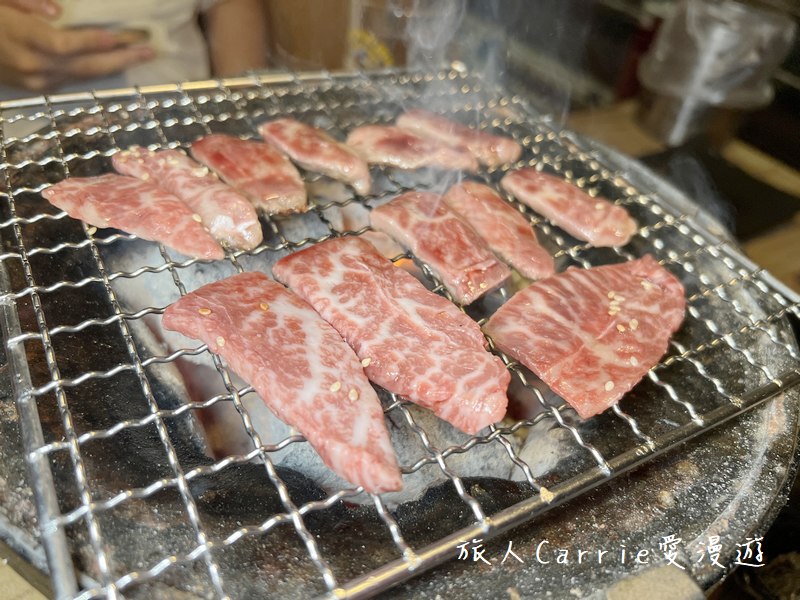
<box><xmin>0</xmin><ymin>65</ymin><xmax>799</xmax><ymax>599</ymax></box>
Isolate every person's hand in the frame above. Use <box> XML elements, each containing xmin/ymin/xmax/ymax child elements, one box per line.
<box><xmin>0</xmin><ymin>3</ymin><xmax>155</xmax><ymax>93</ymax></box>
<box><xmin>1</xmin><ymin>0</ymin><xmax>60</xmax><ymax>19</ymax></box>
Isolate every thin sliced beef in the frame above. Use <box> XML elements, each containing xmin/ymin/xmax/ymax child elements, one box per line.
<box><xmin>370</xmin><ymin>191</ymin><xmax>510</xmax><ymax>305</ymax></box>
<box><xmin>112</xmin><ymin>146</ymin><xmax>263</xmax><ymax>250</ymax></box>
<box><xmin>396</xmin><ymin>108</ymin><xmax>522</xmax><ymax>167</ymax></box>
<box><xmin>501</xmin><ymin>168</ymin><xmax>638</xmax><ymax>247</ymax></box>
<box><xmin>259</xmin><ymin>118</ymin><xmax>371</xmax><ymax>195</ymax></box>
<box><xmin>273</xmin><ymin>237</ymin><xmax>510</xmax><ymax>434</ymax></box>
<box><xmin>484</xmin><ymin>256</ymin><xmax>685</xmax><ymax>419</ymax></box>
<box><xmin>162</xmin><ymin>272</ymin><xmax>402</xmax><ymax>493</ymax></box>
<box><xmin>443</xmin><ymin>181</ymin><xmax>555</xmax><ymax>280</ymax></box>
<box><xmin>42</xmin><ymin>174</ymin><xmax>224</xmax><ymax>260</ymax></box>
<box><xmin>346</xmin><ymin>125</ymin><xmax>478</xmax><ymax>172</ymax></box>
<box><xmin>190</xmin><ymin>134</ymin><xmax>306</xmax><ymax>214</ymax></box>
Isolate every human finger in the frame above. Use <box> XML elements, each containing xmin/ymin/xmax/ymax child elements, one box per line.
<box><xmin>30</xmin><ymin>26</ymin><xmax>133</xmax><ymax>56</ymax></box>
<box><xmin>0</xmin><ymin>64</ymin><xmax>48</xmax><ymax>92</ymax></box>
<box><xmin>0</xmin><ymin>0</ymin><xmax>60</xmax><ymax>19</ymax></box>
<box><xmin>62</xmin><ymin>44</ymin><xmax>155</xmax><ymax>80</ymax></box>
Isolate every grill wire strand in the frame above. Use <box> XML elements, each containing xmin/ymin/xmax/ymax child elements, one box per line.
<box><xmin>0</xmin><ymin>66</ymin><xmax>798</xmax><ymax>599</ymax></box>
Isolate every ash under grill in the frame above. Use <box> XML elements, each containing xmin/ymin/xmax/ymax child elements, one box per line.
<box><xmin>0</xmin><ymin>67</ymin><xmax>799</xmax><ymax>600</ymax></box>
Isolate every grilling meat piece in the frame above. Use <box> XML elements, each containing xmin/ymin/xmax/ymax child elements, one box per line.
<box><xmin>190</xmin><ymin>134</ymin><xmax>307</xmax><ymax>214</ymax></box>
<box><xmin>345</xmin><ymin>125</ymin><xmax>478</xmax><ymax>172</ymax></box>
<box><xmin>442</xmin><ymin>181</ymin><xmax>555</xmax><ymax>280</ymax></box>
<box><xmin>273</xmin><ymin>237</ymin><xmax>510</xmax><ymax>434</ymax></box>
<box><xmin>484</xmin><ymin>256</ymin><xmax>686</xmax><ymax>419</ymax></box>
<box><xmin>259</xmin><ymin>118</ymin><xmax>372</xmax><ymax>195</ymax></box>
<box><xmin>162</xmin><ymin>272</ymin><xmax>402</xmax><ymax>493</ymax></box>
<box><xmin>112</xmin><ymin>146</ymin><xmax>263</xmax><ymax>251</ymax></box>
<box><xmin>501</xmin><ymin>168</ymin><xmax>638</xmax><ymax>247</ymax></box>
<box><xmin>396</xmin><ymin>108</ymin><xmax>522</xmax><ymax>167</ymax></box>
<box><xmin>370</xmin><ymin>191</ymin><xmax>511</xmax><ymax>305</ymax></box>
<box><xmin>42</xmin><ymin>174</ymin><xmax>224</xmax><ymax>260</ymax></box>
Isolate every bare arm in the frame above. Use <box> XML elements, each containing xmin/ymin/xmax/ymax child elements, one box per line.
<box><xmin>203</xmin><ymin>0</ymin><xmax>268</xmax><ymax>78</ymax></box>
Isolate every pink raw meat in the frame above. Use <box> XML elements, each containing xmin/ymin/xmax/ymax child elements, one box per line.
<box><xmin>484</xmin><ymin>256</ymin><xmax>685</xmax><ymax>419</ymax></box>
<box><xmin>443</xmin><ymin>181</ymin><xmax>555</xmax><ymax>280</ymax></box>
<box><xmin>259</xmin><ymin>118</ymin><xmax>371</xmax><ymax>195</ymax></box>
<box><xmin>501</xmin><ymin>168</ymin><xmax>638</xmax><ymax>247</ymax></box>
<box><xmin>112</xmin><ymin>146</ymin><xmax>262</xmax><ymax>250</ymax></box>
<box><xmin>396</xmin><ymin>108</ymin><xmax>522</xmax><ymax>167</ymax></box>
<box><xmin>42</xmin><ymin>174</ymin><xmax>224</xmax><ymax>260</ymax></box>
<box><xmin>190</xmin><ymin>134</ymin><xmax>306</xmax><ymax>214</ymax></box>
<box><xmin>273</xmin><ymin>236</ymin><xmax>510</xmax><ymax>434</ymax></box>
<box><xmin>370</xmin><ymin>191</ymin><xmax>510</xmax><ymax>305</ymax></box>
<box><xmin>346</xmin><ymin>125</ymin><xmax>478</xmax><ymax>172</ymax></box>
<box><xmin>162</xmin><ymin>272</ymin><xmax>402</xmax><ymax>493</ymax></box>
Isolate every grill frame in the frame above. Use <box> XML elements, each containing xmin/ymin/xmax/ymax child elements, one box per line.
<box><xmin>1</xmin><ymin>66</ymin><xmax>799</xmax><ymax>599</ymax></box>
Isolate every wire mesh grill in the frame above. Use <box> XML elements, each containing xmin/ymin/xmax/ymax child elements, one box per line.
<box><xmin>1</xmin><ymin>67</ymin><xmax>799</xmax><ymax>599</ymax></box>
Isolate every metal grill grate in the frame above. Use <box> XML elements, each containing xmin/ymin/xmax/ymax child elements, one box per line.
<box><xmin>1</xmin><ymin>66</ymin><xmax>799</xmax><ymax>599</ymax></box>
